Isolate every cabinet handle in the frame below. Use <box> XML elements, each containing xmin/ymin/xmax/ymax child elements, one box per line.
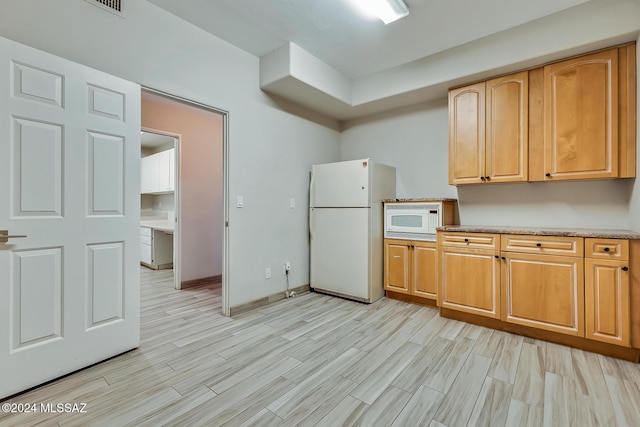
<box><xmin>536</xmin><ymin>242</ymin><xmax>542</xmax><ymax>247</ymax></box>
<box><xmin>545</xmin><ymin>173</ymin><xmax>551</xmax><ymax>177</ymax></box>
<box><xmin>480</xmin><ymin>177</ymin><xmax>486</xmax><ymax>181</ymax></box>
<box><xmin>464</xmin><ymin>238</ymin><xmax>469</xmax><ymax>243</ymax></box>
<box><xmin>603</xmin><ymin>247</ymin><xmax>610</xmax><ymax>252</ymax></box>
<box><xmin>622</xmin><ymin>266</ymin><xmax>629</xmax><ymax>271</ymax></box>
<box><xmin>494</xmin><ymin>255</ymin><xmax>499</xmax><ymax>259</ymax></box>
<box><xmin>485</xmin><ymin>176</ymin><xmax>491</xmax><ymax>181</ymax></box>
<box><xmin>501</xmin><ymin>256</ymin><xmax>506</xmax><ymax>260</ymax></box>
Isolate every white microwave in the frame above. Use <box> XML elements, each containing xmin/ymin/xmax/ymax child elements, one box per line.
<box><xmin>384</xmin><ymin>202</ymin><xmax>442</xmax><ymax>241</ymax></box>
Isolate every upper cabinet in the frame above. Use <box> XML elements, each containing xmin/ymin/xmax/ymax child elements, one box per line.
<box><xmin>141</xmin><ymin>148</ymin><xmax>175</xmax><ymax>194</ymax></box>
<box><xmin>487</xmin><ymin>72</ymin><xmax>529</xmax><ymax>183</ymax></box>
<box><xmin>448</xmin><ymin>43</ymin><xmax>636</xmax><ymax>185</ymax></box>
<box><xmin>448</xmin><ymin>82</ymin><xmax>485</xmax><ymax>185</ymax></box>
<box><xmin>544</xmin><ymin>49</ymin><xmax>619</xmax><ymax>180</ymax></box>
<box><xmin>449</xmin><ymin>72</ymin><xmax>529</xmax><ymax>185</ymax></box>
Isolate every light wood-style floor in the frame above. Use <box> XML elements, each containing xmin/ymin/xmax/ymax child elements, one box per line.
<box><xmin>2</xmin><ymin>268</ymin><xmax>640</xmax><ymax>426</ymax></box>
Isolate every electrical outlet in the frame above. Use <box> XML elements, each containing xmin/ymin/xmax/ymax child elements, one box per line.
<box><xmin>289</xmin><ymin>198</ymin><xmax>295</xmax><ymax>209</ymax></box>
<box><xmin>285</xmin><ymin>262</ymin><xmax>291</xmax><ymax>273</ymax></box>
<box><xmin>265</xmin><ymin>267</ymin><xmax>271</xmax><ymax>279</ymax></box>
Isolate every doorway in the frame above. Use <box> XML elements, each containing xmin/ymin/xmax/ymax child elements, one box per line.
<box><xmin>140</xmin><ymin>130</ymin><xmax>178</xmax><ymax>283</ymax></box>
<box><xmin>140</xmin><ymin>88</ymin><xmax>229</xmax><ymax>315</ymax></box>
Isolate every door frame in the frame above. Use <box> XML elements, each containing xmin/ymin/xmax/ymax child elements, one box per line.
<box><xmin>141</xmin><ymin>87</ymin><xmax>230</xmax><ymax>316</ymax></box>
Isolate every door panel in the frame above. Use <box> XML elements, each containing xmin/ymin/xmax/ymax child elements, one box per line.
<box><xmin>88</xmin><ymin>132</ymin><xmax>124</xmax><ymax>215</ymax></box>
<box><xmin>310</xmin><ymin>208</ymin><xmax>369</xmax><ymax>300</ymax></box>
<box><xmin>413</xmin><ymin>242</ymin><xmax>437</xmax><ymax>299</ymax></box>
<box><xmin>88</xmin><ymin>84</ymin><xmax>125</xmax><ymax>121</ymax></box>
<box><xmin>448</xmin><ymin>83</ymin><xmax>485</xmax><ymax>184</ymax></box>
<box><xmin>486</xmin><ymin>72</ymin><xmax>528</xmax><ymax>182</ymax></box>
<box><xmin>502</xmin><ymin>253</ymin><xmax>584</xmax><ymax>336</ymax></box>
<box><xmin>13</xmin><ymin>118</ymin><xmax>63</xmax><ymax>216</ymax></box>
<box><xmin>544</xmin><ymin>49</ymin><xmax>618</xmax><ymax>180</ymax></box>
<box><xmin>585</xmin><ymin>259</ymin><xmax>629</xmax><ymax>346</ymax></box>
<box><xmin>12</xmin><ymin>61</ymin><xmax>63</xmax><ymax>107</ymax></box>
<box><xmin>439</xmin><ymin>247</ymin><xmax>500</xmax><ymax>318</ymax></box>
<box><xmin>384</xmin><ymin>240</ymin><xmax>410</xmax><ymax>294</ymax></box>
<box><xmin>87</xmin><ymin>243</ymin><xmax>124</xmax><ymax>327</ymax></box>
<box><xmin>311</xmin><ymin>159</ymin><xmax>370</xmax><ymax>207</ymax></box>
<box><xmin>0</xmin><ymin>36</ymin><xmax>140</xmax><ymax>399</ymax></box>
<box><xmin>12</xmin><ymin>248</ymin><xmax>63</xmax><ymax>348</ymax></box>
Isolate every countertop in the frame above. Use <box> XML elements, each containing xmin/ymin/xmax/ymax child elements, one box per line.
<box><xmin>141</xmin><ymin>219</ymin><xmax>174</xmax><ymax>234</ymax></box>
<box><xmin>437</xmin><ymin>225</ymin><xmax>640</xmax><ymax>240</ymax></box>
<box><xmin>382</xmin><ymin>198</ymin><xmax>457</xmax><ymax>203</ymax></box>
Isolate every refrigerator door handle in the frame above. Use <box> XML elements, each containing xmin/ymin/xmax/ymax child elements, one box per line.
<box><xmin>309</xmin><ymin>209</ymin><xmax>314</xmax><ymax>238</ymax></box>
<box><xmin>309</xmin><ymin>172</ymin><xmax>315</xmax><ymax>208</ymax></box>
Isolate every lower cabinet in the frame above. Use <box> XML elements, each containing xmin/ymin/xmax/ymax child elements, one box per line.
<box><xmin>501</xmin><ymin>252</ymin><xmax>584</xmax><ymax>336</ymax></box>
<box><xmin>439</xmin><ymin>246</ymin><xmax>500</xmax><ymax>318</ymax></box>
<box><xmin>438</xmin><ymin>232</ymin><xmax>501</xmax><ymax>318</ymax></box>
<box><xmin>140</xmin><ymin>227</ymin><xmax>152</xmax><ymax>265</ymax></box>
<box><xmin>585</xmin><ymin>238</ymin><xmax>631</xmax><ymax>347</ymax></box>
<box><xmin>140</xmin><ymin>226</ymin><xmax>174</xmax><ymax>270</ymax></box>
<box><xmin>436</xmin><ymin>230</ymin><xmax>640</xmax><ymax>359</ymax></box>
<box><xmin>384</xmin><ymin>239</ymin><xmax>438</xmax><ymax>302</ymax></box>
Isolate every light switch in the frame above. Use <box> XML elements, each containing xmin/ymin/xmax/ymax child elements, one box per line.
<box><xmin>290</xmin><ymin>198</ymin><xmax>295</xmax><ymax>209</ymax></box>
<box><xmin>237</xmin><ymin>196</ymin><xmax>244</xmax><ymax>208</ymax></box>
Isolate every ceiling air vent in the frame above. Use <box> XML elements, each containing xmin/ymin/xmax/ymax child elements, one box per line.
<box><xmin>85</xmin><ymin>0</ymin><xmax>124</xmax><ymax>18</ymax></box>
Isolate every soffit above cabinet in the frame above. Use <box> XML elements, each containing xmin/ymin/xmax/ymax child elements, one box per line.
<box><xmin>148</xmin><ymin>0</ymin><xmax>640</xmax><ymax>121</ymax></box>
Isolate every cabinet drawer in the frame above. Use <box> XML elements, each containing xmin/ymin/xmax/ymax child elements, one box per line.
<box><xmin>140</xmin><ymin>227</ymin><xmax>152</xmax><ymax>237</ymax></box>
<box><xmin>140</xmin><ymin>243</ymin><xmax>152</xmax><ymax>264</ymax></box>
<box><xmin>438</xmin><ymin>232</ymin><xmax>499</xmax><ymax>249</ymax></box>
<box><xmin>585</xmin><ymin>238</ymin><xmax>628</xmax><ymax>260</ymax></box>
<box><xmin>501</xmin><ymin>234</ymin><xmax>583</xmax><ymax>257</ymax></box>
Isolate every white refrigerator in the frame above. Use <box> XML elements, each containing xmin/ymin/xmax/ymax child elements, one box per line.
<box><xmin>309</xmin><ymin>159</ymin><xmax>396</xmax><ymax>303</ymax></box>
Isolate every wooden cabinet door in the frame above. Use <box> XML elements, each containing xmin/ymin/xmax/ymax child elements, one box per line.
<box><xmin>439</xmin><ymin>247</ymin><xmax>500</xmax><ymax>318</ymax></box>
<box><xmin>502</xmin><ymin>253</ymin><xmax>584</xmax><ymax>336</ymax></box>
<box><xmin>585</xmin><ymin>258</ymin><xmax>630</xmax><ymax>347</ymax></box>
<box><xmin>544</xmin><ymin>48</ymin><xmax>619</xmax><ymax>180</ymax></box>
<box><xmin>486</xmin><ymin>71</ymin><xmax>528</xmax><ymax>182</ymax></box>
<box><xmin>412</xmin><ymin>242</ymin><xmax>437</xmax><ymax>300</ymax></box>
<box><xmin>449</xmin><ymin>82</ymin><xmax>486</xmax><ymax>185</ymax></box>
<box><xmin>384</xmin><ymin>240</ymin><xmax>411</xmax><ymax>294</ymax></box>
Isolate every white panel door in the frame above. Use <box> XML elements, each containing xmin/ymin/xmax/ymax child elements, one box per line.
<box><xmin>311</xmin><ymin>159</ymin><xmax>370</xmax><ymax>208</ymax></box>
<box><xmin>0</xmin><ymin>36</ymin><xmax>140</xmax><ymax>399</ymax></box>
<box><xmin>310</xmin><ymin>208</ymin><xmax>370</xmax><ymax>301</ymax></box>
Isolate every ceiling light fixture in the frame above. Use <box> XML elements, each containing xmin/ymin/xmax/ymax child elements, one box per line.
<box><xmin>353</xmin><ymin>0</ymin><xmax>410</xmax><ymax>25</ymax></box>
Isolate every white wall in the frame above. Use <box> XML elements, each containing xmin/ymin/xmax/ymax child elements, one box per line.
<box><xmin>341</xmin><ymin>99</ymin><xmax>635</xmax><ymax>230</ymax></box>
<box><xmin>141</xmin><ymin>194</ymin><xmax>175</xmax><ymax>212</ymax></box>
<box><xmin>141</xmin><ymin>92</ymin><xmax>224</xmax><ymax>283</ymax></box>
<box><xmin>341</xmin><ymin>99</ymin><xmax>454</xmax><ymax>199</ymax></box>
<box><xmin>0</xmin><ymin>0</ymin><xmax>341</xmax><ymax>307</ymax></box>
<box><xmin>342</xmin><ymin>1</ymin><xmax>640</xmax><ymax>232</ymax></box>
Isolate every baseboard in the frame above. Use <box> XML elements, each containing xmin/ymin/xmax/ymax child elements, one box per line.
<box><xmin>181</xmin><ymin>274</ymin><xmax>222</xmax><ymax>288</ymax></box>
<box><xmin>386</xmin><ymin>291</ymin><xmax>438</xmax><ymax>308</ymax></box>
<box><xmin>440</xmin><ymin>307</ymin><xmax>640</xmax><ymax>362</ymax></box>
<box><xmin>229</xmin><ymin>284</ymin><xmax>311</xmax><ymax>316</ymax></box>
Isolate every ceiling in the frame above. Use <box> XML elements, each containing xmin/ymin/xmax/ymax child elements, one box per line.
<box><xmin>144</xmin><ymin>0</ymin><xmax>640</xmax><ymax>121</ymax></box>
<box><xmin>147</xmin><ymin>0</ymin><xmax>589</xmax><ymax>79</ymax></box>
